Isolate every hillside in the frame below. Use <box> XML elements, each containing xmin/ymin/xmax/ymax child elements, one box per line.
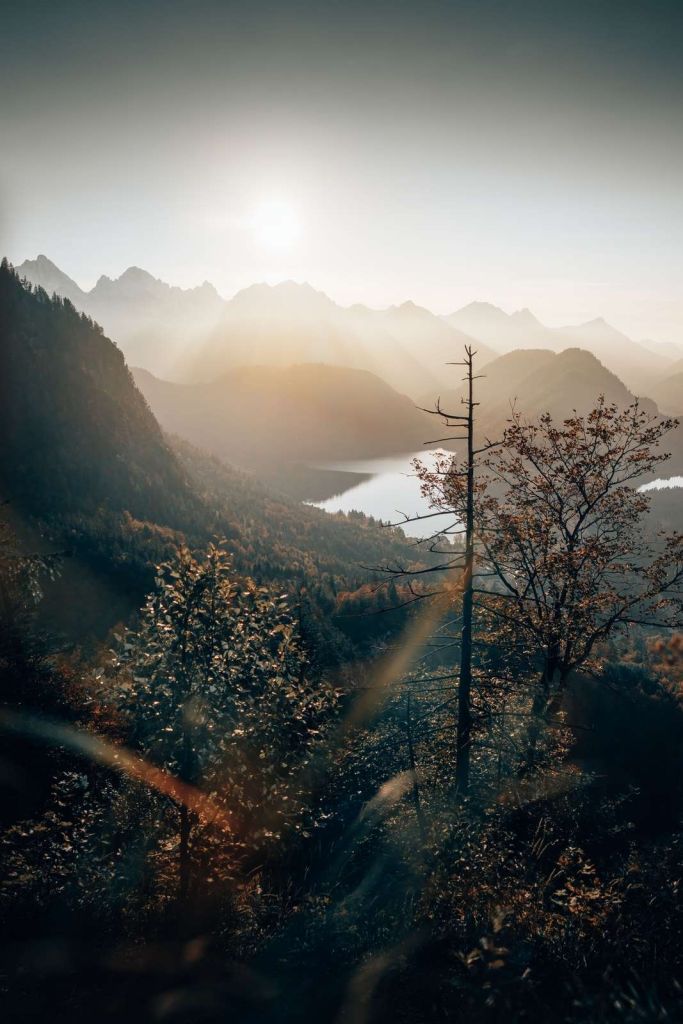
<box><xmin>445</xmin><ymin>302</ymin><xmax>672</xmax><ymax>393</ymax></box>
<box><xmin>133</xmin><ymin>362</ymin><xmax>434</xmax><ymax>472</ymax></box>
<box><xmin>422</xmin><ymin>347</ymin><xmax>662</xmax><ymax>446</ymax></box>
<box><xmin>0</xmin><ymin>259</ymin><xmax>195</xmax><ymax>524</ymax></box>
<box><xmin>647</xmin><ymin>371</ymin><xmax>683</xmax><ymax>415</ymax></box>
<box><xmin>0</xmin><ymin>262</ymin><xmax>429</xmax><ymax>642</ymax></box>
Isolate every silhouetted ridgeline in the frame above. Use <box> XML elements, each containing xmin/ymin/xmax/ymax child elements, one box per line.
<box><xmin>0</xmin><ymin>258</ymin><xmax>194</xmax><ymax>524</ymax></box>
<box><xmin>0</xmin><ymin>262</ymin><xmax>429</xmax><ymax>645</ymax></box>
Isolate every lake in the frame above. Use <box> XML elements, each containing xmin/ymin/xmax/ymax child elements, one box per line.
<box><xmin>639</xmin><ymin>476</ymin><xmax>683</xmax><ymax>492</ymax></box>
<box><xmin>309</xmin><ymin>450</ymin><xmax>459</xmax><ymax>538</ymax></box>
<box><xmin>310</xmin><ymin>461</ymin><xmax>682</xmax><ymax>539</ymax></box>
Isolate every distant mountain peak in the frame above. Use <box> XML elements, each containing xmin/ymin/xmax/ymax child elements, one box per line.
<box><xmin>510</xmin><ymin>307</ymin><xmax>541</xmax><ymax>325</ymax></box>
<box><xmin>118</xmin><ymin>265</ymin><xmax>158</xmax><ymax>284</ymax></box>
<box><xmin>458</xmin><ymin>301</ymin><xmax>505</xmax><ymax>315</ymax></box>
<box><xmin>34</xmin><ymin>254</ymin><xmax>61</xmax><ymax>270</ymax></box>
<box><xmin>563</xmin><ymin>316</ymin><xmax>630</xmax><ymax>341</ymax></box>
<box><xmin>19</xmin><ymin>253</ymin><xmax>66</xmax><ymax>275</ymax></box>
<box><xmin>393</xmin><ymin>299</ymin><xmax>429</xmax><ymax>316</ymax></box>
<box><xmin>198</xmin><ymin>280</ymin><xmax>219</xmax><ymax>295</ymax></box>
<box><xmin>582</xmin><ymin>316</ymin><xmax>609</xmax><ymax>328</ymax></box>
<box><xmin>16</xmin><ymin>254</ymin><xmax>86</xmax><ymax>301</ymax></box>
<box><xmin>229</xmin><ymin>279</ymin><xmax>336</xmax><ymax>312</ymax></box>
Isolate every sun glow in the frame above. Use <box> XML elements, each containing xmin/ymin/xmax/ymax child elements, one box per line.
<box><xmin>251</xmin><ymin>200</ymin><xmax>302</xmax><ymax>249</ymax></box>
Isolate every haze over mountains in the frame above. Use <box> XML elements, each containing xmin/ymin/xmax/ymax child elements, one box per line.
<box><xmin>16</xmin><ymin>256</ymin><xmax>681</xmax><ymax>404</ymax></box>
<box><xmin>0</xmin><ymin>261</ymin><xmax>425</xmax><ymax>636</ymax></box>
<box><xmin>648</xmin><ymin>369</ymin><xmax>683</xmax><ymax>416</ymax></box>
<box><xmin>133</xmin><ymin>363</ymin><xmax>433</xmax><ymax>472</ymax></box>
<box><xmin>16</xmin><ymin>255</ymin><xmax>225</xmax><ymax>380</ymax></box>
<box><xmin>425</xmin><ymin>347</ymin><xmax>666</xmax><ymax>447</ymax></box>
<box><xmin>4</xmin><ymin>253</ymin><xmax>681</xmax><ymax>610</ymax></box>
<box><xmin>446</xmin><ymin>302</ymin><xmax>679</xmax><ymax>393</ymax></box>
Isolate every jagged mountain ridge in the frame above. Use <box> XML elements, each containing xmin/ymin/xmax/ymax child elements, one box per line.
<box><xmin>16</xmin><ymin>255</ymin><xmax>680</xmax><ymax>403</ymax></box>
<box><xmin>445</xmin><ymin>302</ymin><xmax>676</xmax><ymax>394</ymax></box>
<box><xmin>190</xmin><ymin>286</ymin><xmax>495</xmax><ymax>400</ymax></box>
<box><xmin>15</xmin><ymin>256</ymin><xmax>495</xmax><ymax>395</ymax></box>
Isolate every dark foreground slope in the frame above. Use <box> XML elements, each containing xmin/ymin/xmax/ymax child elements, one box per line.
<box><xmin>0</xmin><ymin>260</ymin><xmax>194</xmax><ymax>524</ymax></box>
<box><xmin>0</xmin><ymin>262</ymin><xmax>426</xmax><ymax>644</ymax></box>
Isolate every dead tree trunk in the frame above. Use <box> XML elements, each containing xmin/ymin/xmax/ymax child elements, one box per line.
<box><xmin>455</xmin><ymin>346</ymin><xmax>476</xmax><ymax>796</ymax></box>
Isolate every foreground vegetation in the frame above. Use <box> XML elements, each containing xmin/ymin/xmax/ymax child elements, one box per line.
<box><xmin>2</xmin><ymin>264</ymin><xmax>683</xmax><ymax>1022</ymax></box>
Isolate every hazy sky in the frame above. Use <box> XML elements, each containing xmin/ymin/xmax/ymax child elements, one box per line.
<box><xmin>2</xmin><ymin>0</ymin><xmax>682</xmax><ymax>341</ymax></box>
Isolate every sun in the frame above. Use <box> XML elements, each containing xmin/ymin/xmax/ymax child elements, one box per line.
<box><xmin>251</xmin><ymin>200</ymin><xmax>302</xmax><ymax>249</ymax></box>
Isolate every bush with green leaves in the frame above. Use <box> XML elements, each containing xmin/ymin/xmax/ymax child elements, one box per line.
<box><xmin>103</xmin><ymin>543</ymin><xmax>338</xmax><ymax>903</ymax></box>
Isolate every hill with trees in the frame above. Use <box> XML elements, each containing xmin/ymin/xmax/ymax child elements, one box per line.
<box><xmin>445</xmin><ymin>301</ymin><xmax>672</xmax><ymax>393</ymax></box>
<box><xmin>133</xmin><ymin>362</ymin><xmax>434</xmax><ymax>473</ymax></box>
<box><xmin>648</xmin><ymin>364</ymin><xmax>683</xmax><ymax>415</ymax></box>
<box><xmin>422</xmin><ymin>347</ymin><xmax>669</xmax><ymax>451</ymax></box>
<box><xmin>0</xmin><ymin>259</ymin><xmax>195</xmax><ymax>525</ymax></box>
<box><xmin>0</xmin><ymin>262</ymin><xmax>430</xmax><ymax>645</ymax></box>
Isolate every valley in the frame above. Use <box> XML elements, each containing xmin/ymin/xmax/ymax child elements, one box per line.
<box><xmin>4</xmin><ymin>6</ymin><xmax>683</xmax><ymax>1022</ymax></box>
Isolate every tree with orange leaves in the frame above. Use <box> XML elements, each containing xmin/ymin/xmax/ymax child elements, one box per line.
<box><xmin>417</xmin><ymin>398</ymin><xmax>683</xmax><ymax>769</ymax></box>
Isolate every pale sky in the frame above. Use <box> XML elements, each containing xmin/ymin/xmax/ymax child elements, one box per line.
<box><xmin>2</xmin><ymin>0</ymin><xmax>682</xmax><ymax>342</ymax></box>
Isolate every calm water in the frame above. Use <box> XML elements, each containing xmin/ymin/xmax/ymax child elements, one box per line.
<box><xmin>310</xmin><ymin>450</ymin><xmax>459</xmax><ymax>538</ymax></box>
<box><xmin>639</xmin><ymin>476</ymin><xmax>683</xmax><ymax>492</ymax></box>
<box><xmin>311</xmin><ymin>461</ymin><xmax>682</xmax><ymax>539</ymax></box>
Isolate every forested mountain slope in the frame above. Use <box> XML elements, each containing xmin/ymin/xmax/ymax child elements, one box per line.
<box><xmin>424</xmin><ymin>347</ymin><xmax>660</xmax><ymax>439</ymax></box>
<box><xmin>0</xmin><ymin>259</ymin><xmax>195</xmax><ymax>525</ymax></box>
<box><xmin>133</xmin><ymin>362</ymin><xmax>433</xmax><ymax>469</ymax></box>
<box><xmin>0</xmin><ymin>262</ymin><xmax>428</xmax><ymax>643</ymax></box>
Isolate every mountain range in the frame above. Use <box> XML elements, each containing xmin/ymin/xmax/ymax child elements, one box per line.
<box><xmin>17</xmin><ymin>256</ymin><xmax>681</xmax><ymax>403</ymax></box>
<box><xmin>16</xmin><ymin>257</ymin><xmax>492</xmax><ymax>394</ymax></box>
<box><xmin>0</xmin><ymin>261</ymin><xmax>428</xmax><ymax>641</ymax></box>
<box><xmin>2</xmin><ymin>257</ymin><xmax>680</xmax><ymax>643</ymax></box>
<box><xmin>446</xmin><ymin>302</ymin><xmax>679</xmax><ymax>394</ymax></box>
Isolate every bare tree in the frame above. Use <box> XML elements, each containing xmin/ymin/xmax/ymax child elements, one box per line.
<box><xmin>373</xmin><ymin>346</ymin><xmax>495</xmax><ymax>795</ymax></box>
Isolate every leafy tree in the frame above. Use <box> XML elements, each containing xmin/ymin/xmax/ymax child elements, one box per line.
<box><xmin>418</xmin><ymin>399</ymin><xmax>683</xmax><ymax>766</ymax></box>
<box><xmin>0</xmin><ymin>508</ymin><xmax>62</xmax><ymax>711</ymax></box>
<box><xmin>107</xmin><ymin>543</ymin><xmax>337</xmax><ymax>903</ymax></box>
